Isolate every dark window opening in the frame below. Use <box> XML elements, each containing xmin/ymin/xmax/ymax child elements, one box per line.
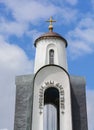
<box><xmin>49</xmin><ymin>49</ymin><xmax>54</xmax><ymax>64</ymax></box>
<box><xmin>44</xmin><ymin>87</ymin><xmax>60</xmax><ymax>130</ymax></box>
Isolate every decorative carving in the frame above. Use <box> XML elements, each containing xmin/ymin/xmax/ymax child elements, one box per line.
<box><xmin>39</xmin><ymin>81</ymin><xmax>65</xmax><ymax>114</ymax></box>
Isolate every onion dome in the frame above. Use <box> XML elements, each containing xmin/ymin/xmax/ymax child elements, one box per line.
<box><xmin>34</xmin><ymin>17</ymin><xmax>68</xmax><ymax>47</ymax></box>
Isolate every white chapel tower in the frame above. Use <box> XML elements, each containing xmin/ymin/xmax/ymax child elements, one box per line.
<box><xmin>34</xmin><ymin>17</ymin><xmax>68</xmax><ymax>73</ymax></box>
<box><xmin>32</xmin><ymin>17</ymin><xmax>72</xmax><ymax>130</ymax></box>
<box><xmin>14</xmin><ymin>17</ymin><xmax>88</xmax><ymax>130</ymax></box>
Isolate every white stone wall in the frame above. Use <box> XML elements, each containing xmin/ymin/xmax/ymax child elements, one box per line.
<box><xmin>34</xmin><ymin>38</ymin><xmax>67</xmax><ymax>73</ymax></box>
<box><xmin>32</xmin><ymin>66</ymin><xmax>72</xmax><ymax>130</ymax></box>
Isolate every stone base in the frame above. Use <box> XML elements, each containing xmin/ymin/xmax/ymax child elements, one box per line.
<box><xmin>14</xmin><ymin>75</ymin><xmax>88</xmax><ymax>130</ymax></box>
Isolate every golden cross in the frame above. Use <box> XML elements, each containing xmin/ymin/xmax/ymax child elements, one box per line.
<box><xmin>46</xmin><ymin>16</ymin><xmax>56</xmax><ymax>25</ymax></box>
<box><xmin>46</xmin><ymin>16</ymin><xmax>56</xmax><ymax>31</ymax></box>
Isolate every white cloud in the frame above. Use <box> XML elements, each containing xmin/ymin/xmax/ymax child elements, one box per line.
<box><xmin>0</xmin><ymin>0</ymin><xmax>57</xmax><ymax>39</ymax></box>
<box><xmin>27</xmin><ymin>29</ymin><xmax>43</xmax><ymax>43</ymax></box>
<box><xmin>66</xmin><ymin>0</ymin><xmax>78</xmax><ymax>5</ymax></box>
<box><xmin>91</xmin><ymin>0</ymin><xmax>94</xmax><ymax>8</ymax></box>
<box><xmin>0</xmin><ymin>18</ymin><xmax>28</xmax><ymax>37</ymax></box>
<box><xmin>1</xmin><ymin>0</ymin><xmax>78</xmax><ymax>25</ymax></box>
<box><xmin>32</xmin><ymin>0</ymin><xmax>78</xmax><ymax>6</ymax></box>
<box><xmin>0</xmin><ymin>35</ymin><xmax>33</xmax><ymax>74</ymax></box>
<box><xmin>2</xmin><ymin>0</ymin><xmax>57</xmax><ymax>23</ymax></box>
<box><xmin>67</xmin><ymin>17</ymin><xmax>94</xmax><ymax>58</ymax></box>
<box><xmin>87</xmin><ymin>90</ymin><xmax>94</xmax><ymax>130</ymax></box>
<box><xmin>0</xmin><ymin>0</ymin><xmax>78</xmax><ymax>42</ymax></box>
<box><xmin>0</xmin><ymin>35</ymin><xmax>33</xmax><ymax>129</ymax></box>
<box><xmin>0</xmin><ymin>129</ymin><xmax>8</xmax><ymax>130</ymax></box>
<box><xmin>68</xmin><ymin>40</ymin><xmax>93</xmax><ymax>58</ymax></box>
<box><xmin>56</xmin><ymin>7</ymin><xmax>78</xmax><ymax>24</ymax></box>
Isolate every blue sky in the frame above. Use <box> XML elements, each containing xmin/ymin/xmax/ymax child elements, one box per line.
<box><xmin>0</xmin><ymin>0</ymin><xmax>94</xmax><ymax>130</ymax></box>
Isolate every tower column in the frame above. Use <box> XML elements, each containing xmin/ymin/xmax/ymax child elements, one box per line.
<box><xmin>34</xmin><ymin>17</ymin><xmax>68</xmax><ymax>73</ymax></box>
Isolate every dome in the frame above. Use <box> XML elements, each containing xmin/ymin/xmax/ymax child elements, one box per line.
<box><xmin>34</xmin><ymin>31</ymin><xmax>68</xmax><ymax>47</ymax></box>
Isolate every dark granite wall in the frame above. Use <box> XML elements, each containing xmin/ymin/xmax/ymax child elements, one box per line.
<box><xmin>70</xmin><ymin>76</ymin><xmax>88</xmax><ymax>130</ymax></box>
<box><xmin>14</xmin><ymin>75</ymin><xmax>34</xmax><ymax>130</ymax></box>
<box><xmin>14</xmin><ymin>75</ymin><xmax>88</xmax><ymax>130</ymax></box>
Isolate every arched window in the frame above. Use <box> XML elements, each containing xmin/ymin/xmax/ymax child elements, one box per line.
<box><xmin>49</xmin><ymin>49</ymin><xmax>54</xmax><ymax>64</ymax></box>
<box><xmin>43</xmin><ymin>87</ymin><xmax>60</xmax><ymax>130</ymax></box>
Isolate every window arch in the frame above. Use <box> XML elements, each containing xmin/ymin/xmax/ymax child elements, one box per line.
<box><xmin>49</xmin><ymin>49</ymin><xmax>54</xmax><ymax>64</ymax></box>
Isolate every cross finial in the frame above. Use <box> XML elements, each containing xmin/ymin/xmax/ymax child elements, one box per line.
<box><xmin>46</xmin><ymin>16</ymin><xmax>56</xmax><ymax>32</ymax></box>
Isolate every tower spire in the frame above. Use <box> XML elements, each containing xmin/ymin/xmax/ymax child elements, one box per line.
<box><xmin>46</xmin><ymin>16</ymin><xmax>56</xmax><ymax>32</ymax></box>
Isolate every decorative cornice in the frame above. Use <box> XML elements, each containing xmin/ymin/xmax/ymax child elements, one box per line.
<box><xmin>34</xmin><ymin>32</ymin><xmax>68</xmax><ymax>47</ymax></box>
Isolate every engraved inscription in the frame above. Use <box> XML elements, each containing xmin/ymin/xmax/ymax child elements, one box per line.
<box><xmin>39</xmin><ymin>81</ymin><xmax>65</xmax><ymax>114</ymax></box>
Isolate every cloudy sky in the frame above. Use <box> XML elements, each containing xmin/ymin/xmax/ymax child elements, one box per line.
<box><xmin>0</xmin><ymin>0</ymin><xmax>94</xmax><ymax>130</ymax></box>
